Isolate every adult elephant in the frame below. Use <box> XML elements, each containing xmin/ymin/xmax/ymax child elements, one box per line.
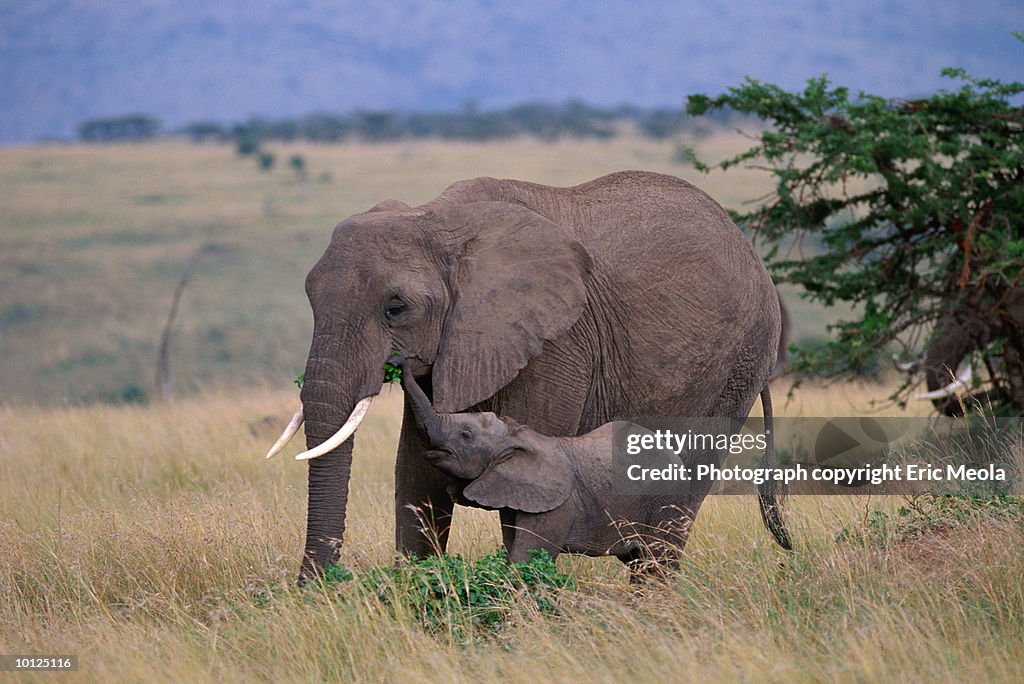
<box><xmin>266</xmin><ymin>171</ymin><xmax>789</xmax><ymax>580</ymax></box>
<box><xmin>903</xmin><ymin>287</ymin><xmax>1024</xmax><ymax>415</ymax></box>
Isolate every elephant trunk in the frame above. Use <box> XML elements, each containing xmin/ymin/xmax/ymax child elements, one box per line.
<box><xmin>296</xmin><ymin>339</ymin><xmax>382</xmax><ymax>581</ymax></box>
<box><xmin>398</xmin><ymin>360</ymin><xmax>446</xmax><ymax>446</ymax></box>
<box><xmin>300</xmin><ymin>434</ymin><xmax>353</xmax><ymax>579</ymax></box>
<box><xmin>297</xmin><ymin>371</ymin><xmax>352</xmax><ymax>579</ymax></box>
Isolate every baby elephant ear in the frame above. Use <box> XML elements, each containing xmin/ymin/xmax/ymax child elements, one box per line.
<box><xmin>463</xmin><ymin>440</ymin><xmax>574</xmax><ymax>513</ymax></box>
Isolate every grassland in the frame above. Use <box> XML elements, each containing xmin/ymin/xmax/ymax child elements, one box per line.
<box><xmin>2</xmin><ymin>384</ymin><xmax>1022</xmax><ymax>682</ymax></box>
<box><xmin>2</xmin><ymin>136</ymin><xmax>1021</xmax><ymax>681</ymax></box>
<box><xmin>1</xmin><ymin>133</ymin><xmax>829</xmax><ymax>405</ymax></box>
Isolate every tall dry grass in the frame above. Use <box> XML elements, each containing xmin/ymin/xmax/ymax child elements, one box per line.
<box><xmin>2</xmin><ymin>382</ymin><xmax>1022</xmax><ymax>682</ymax></box>
<box><xmin>2</xmin><ymin>135</ymin><xmax>1019</xmax><ymax>680</ymax></box>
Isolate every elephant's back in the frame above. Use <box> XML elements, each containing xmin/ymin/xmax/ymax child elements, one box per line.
<box><xmin>567</xmin><ymin>172</ymin><xmax>767</xmax><ymax>312</ymax></box>
<box><xmin>568</xmin><ymin>171</ymin><xmax>746</xmax><ymax>257</ymax></box>
<box><xmin>567</xmin><ymin>172</ymin><xmax>779</xmax><ymax>418</ymax></box>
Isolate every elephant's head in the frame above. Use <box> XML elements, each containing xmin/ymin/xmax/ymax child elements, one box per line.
<box><xmin>398</xmin><ymin>356</ymin><xmax>574</xmax><ymax>514</ymax></box>
<box><xmin>266</xmin><ymin>195</ymin><xmax>592</xmax><ymax>577</ymax></box>
<box><xmin>894</xmin><ymin>286</ymin><xmax>1024</xmax><ymax>415</ymax></box>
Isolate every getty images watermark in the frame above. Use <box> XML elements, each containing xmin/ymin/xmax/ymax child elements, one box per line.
<box><xmin>611</xmin><ymin>417</ymin><xmax>1021</xmax><ymax>496</ymax></box>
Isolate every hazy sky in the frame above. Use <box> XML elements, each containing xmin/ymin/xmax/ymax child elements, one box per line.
<box><xmin>1</xmin><ymin>0</ymin><xmax>1021</xmax><ymax>142</ymax></box>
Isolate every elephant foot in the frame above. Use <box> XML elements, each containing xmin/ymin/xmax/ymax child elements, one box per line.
<box><xmin>618</xmin><ymin>543</ymin><xmax>681</xmax><ymax>584</ymax></box>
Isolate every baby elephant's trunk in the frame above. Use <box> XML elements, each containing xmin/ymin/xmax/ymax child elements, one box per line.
<box><xmin>397</xmin><ymin>358</ymin><xmax>447</xmax><ymax>444</ymax></box>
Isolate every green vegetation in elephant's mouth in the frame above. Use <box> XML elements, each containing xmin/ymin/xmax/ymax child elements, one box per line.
<box><xmin>293</xmin><ymin>360</ymin><xmax>401</xmax><ymax>391</ymax></box>
<box><xmin>383</xmin><ymin>361</ymin><xmax>402</xmax><ymax>384</ymax></box>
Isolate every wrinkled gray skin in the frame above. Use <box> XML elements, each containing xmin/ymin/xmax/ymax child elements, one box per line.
<box><xmin>773</xmin><ymin>291</ymin><xmax>790</xmax><ymax>379</ymax></box>
<box><xmin>922</xmin><ymin>287</ymin><xmax>1024</xmax><ymax>415</ymax></box>
<box><xmin>297</xmin><ymin>170</ymin><xmax>786</xmax><ymax>580</ymax></box>
<box><xmin>397</xmin><ymin>356</ymin><xmax>783</xmax><ymax>578</ymax></box>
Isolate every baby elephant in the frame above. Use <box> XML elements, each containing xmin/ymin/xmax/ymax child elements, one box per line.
<box><xmin>397</xmin><ymin>357</ymin><xmax>700</xmax><ymax>579</ymax></box>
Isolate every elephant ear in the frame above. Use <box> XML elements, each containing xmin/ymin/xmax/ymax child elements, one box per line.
<box><xmin>463</xmin><ymin>440</ymin><xmax>574</xmax><ymax>513</ymax></box>
<box><xmin>432</xmin><ymin>201</ymin><xmax>593</xmax><ymax>412</ymax></box>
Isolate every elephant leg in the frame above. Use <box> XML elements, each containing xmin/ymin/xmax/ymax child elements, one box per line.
<box><xmin>505</xmin><ymin>513</ymin><xmax>569</xmax><ymax>565</ymax></box>
<box><xmin>618</xmin><ymin>502</ymin><xmax>696</xmax><ymax>582</ymax></box>
<box><xmin>617</xmin><ymin>546</ymin><xmax>677</xmax><ymax>583</ymax></box>
<box><xmin>623</xmin><ymin>555</ymin><xmax>679</xmax><ymax>584</ymax></box>
<box><xmin>395</xmin><ymin>387</ymin><xmax>456</xmax><ymax>557</ymax></box>
<box><xmin>499</xmin><ymin>508</ymin><xmax>518</xmax><ymax>553</ymax></box>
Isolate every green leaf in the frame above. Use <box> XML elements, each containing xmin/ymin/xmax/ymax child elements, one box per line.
<box><xmin>383</xmin><ymin>362</ymin><xmax>402</xmax><ymax>383</ymax></box>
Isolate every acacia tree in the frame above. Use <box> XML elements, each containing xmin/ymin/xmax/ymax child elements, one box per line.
<box><xmin>686</xmin><ymin>36</ymin><xmax>1024</xmax><ymax>414</ymax></box>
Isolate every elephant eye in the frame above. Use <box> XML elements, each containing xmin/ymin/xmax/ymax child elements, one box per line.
<box><xmin>383</xmin><ymin>298</ymin><xmax>408</xmax><ymax>323</ymax></box>
<box><xmin>460</xmin><ymin>427</ymin><xmax>474</xmax><ymax>441</ymax></box>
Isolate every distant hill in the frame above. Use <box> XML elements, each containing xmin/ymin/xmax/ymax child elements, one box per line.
<box><xmin>0</xmin><ymin>0</ymin><xmax>1021</xmax><ymax>143</ymax></box>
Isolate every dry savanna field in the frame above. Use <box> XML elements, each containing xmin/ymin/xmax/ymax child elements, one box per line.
<box><xmin>2</xmin><ymin>135</ymin><xmax>1022</xmax><ymax>681</ymax></box>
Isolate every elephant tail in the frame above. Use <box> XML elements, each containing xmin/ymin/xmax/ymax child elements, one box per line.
<box><xmin>758</xmin><ymin>385</ymin><xmax>792</xmax><ymax>550</ymax></box>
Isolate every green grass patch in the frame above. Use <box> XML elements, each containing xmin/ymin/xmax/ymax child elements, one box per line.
<box><xmin>319</xmin><ymin>549</ymin><xmax>575</xmax><ymax>641</ymax></box>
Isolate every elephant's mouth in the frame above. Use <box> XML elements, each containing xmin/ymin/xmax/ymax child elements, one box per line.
<box><xmin>422</xmin><ymin>448</ymin><xmax>451</xmax><ymax>466</ymax></box>
<box><xmin>265</xmin><ymin>395</ymin><xmax>376</xmax><ymax>460</ymax></box>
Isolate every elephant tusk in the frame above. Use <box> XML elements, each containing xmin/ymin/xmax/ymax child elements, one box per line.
<box><xmin>891</xmin><ymin>354</ymin><xmax>920</xmax><ymax>373</ymax></box>
<box><xmin>295</xmin><ymin>396</ymin><xmax>375</xmax><ymax>461</ymax></box>
<box><xmin>265</xmin><ymin>406</ymin><xmax>304</xmax><ymax>459</ymax></box>
<box><xmin>914</xmin><ymin>363</ymin><xmax>973</xmax><ymax>400</ymax></box>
